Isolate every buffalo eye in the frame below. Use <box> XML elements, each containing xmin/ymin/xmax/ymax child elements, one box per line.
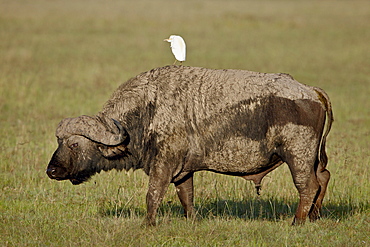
<box><xmin>69</xmin><ymin>143</ymin><xmax>78</xmax><ymax>149</ymax></box>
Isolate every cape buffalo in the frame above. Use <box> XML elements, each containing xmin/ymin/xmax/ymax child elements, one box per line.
<box><xmin>46</xmin><ymin>65</ymin><xmax>333</xmax><ymax>226</ymax></box>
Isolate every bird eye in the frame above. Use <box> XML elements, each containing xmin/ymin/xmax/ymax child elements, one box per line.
<box><xmin>70</xmin><ymin>143</ymin><xmax>78</xmax><ymax>149</ymax></box>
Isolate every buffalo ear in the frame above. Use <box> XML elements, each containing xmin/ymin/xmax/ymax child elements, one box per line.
<box><xmin>98</xmin><ymin>144</ymin><xmax>130</xmax><ymax>158</ymax></box>
<box><xmin>56</xmin><ymin>115</ymin><xmax>129</xmax><ymax>146</ymax></box>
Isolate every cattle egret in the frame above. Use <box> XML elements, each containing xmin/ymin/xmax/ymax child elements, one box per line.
<box><xmin>164</xmin><ymin>35</ymin><xmax>186</xmax><ymax>65</ymax></box>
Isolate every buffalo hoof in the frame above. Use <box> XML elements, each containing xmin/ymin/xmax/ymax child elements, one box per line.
<box><xmin>292</xmin><ymin>217</ymin><xmax>306</xmax><ymax>226</ymax></box>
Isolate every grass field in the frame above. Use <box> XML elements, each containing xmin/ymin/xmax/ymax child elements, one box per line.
<box><xmin>0</xmin><ymin>0</ymin><xmax>369</xmax><ymax>246</ymax></box>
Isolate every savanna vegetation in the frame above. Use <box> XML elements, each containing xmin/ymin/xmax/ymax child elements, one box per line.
<box><xmin>0</xmin><ymin>0</ymin><xmax>369</xmax><ymax>246</ymax></box>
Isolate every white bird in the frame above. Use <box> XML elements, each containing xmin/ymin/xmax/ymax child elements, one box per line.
<box><xmin>164</xmin><ymin>35</ymin><xmax>186</xmax><ymax>65</ymax></box>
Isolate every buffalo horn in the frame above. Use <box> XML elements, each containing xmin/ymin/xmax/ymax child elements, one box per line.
<box><xmin>56</xmin><ymin>115</ymin><xmax>128</xmax><ymax>146</ymax></box>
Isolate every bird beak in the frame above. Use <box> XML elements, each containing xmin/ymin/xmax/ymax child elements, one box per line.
<box><xmin>164</xmin><ymin>39</ymin><xmax>170</xmax><ymax>42</ymax></box>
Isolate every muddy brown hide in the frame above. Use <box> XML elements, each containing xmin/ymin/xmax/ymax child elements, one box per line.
<box><xmin>46</xmin><ymin>65</ymin><xmax>333</xmax><ymax>226</ymax></box>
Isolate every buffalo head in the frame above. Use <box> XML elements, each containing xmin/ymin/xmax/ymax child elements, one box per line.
<box><xmin>46</xmin><ymin>115</ymin><xmax>129</xmax><ymax>185</ymax></box>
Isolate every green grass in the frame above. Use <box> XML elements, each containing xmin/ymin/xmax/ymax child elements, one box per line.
<box><xmin>1</xmin><ymin>0</ymin><xmax>369</xmax><ymax>246</ymax></box>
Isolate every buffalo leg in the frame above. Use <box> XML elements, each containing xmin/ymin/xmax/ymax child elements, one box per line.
<box><xmin>287</xmin><ymin>158</ymin><xmax>320</xmax><ymax>225</ymax></box>
<box><xmin>309</xmin><ymin>161</ymin><xmax>330</xmax><ymax>221</ymax></box>
<box><xmin>293</xmin><ymin>171</ymin><xmax>320</xmax><ymax>225</ymax></box>
<box><xmin>174</xmin><ymin>173</ymin><xmax>195</xmax><ymax>219</ymax></box>
<box><xmin>145</xmin><ymin>166</ymin><xmax>172</xmax><ymax>226</ymax></box>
